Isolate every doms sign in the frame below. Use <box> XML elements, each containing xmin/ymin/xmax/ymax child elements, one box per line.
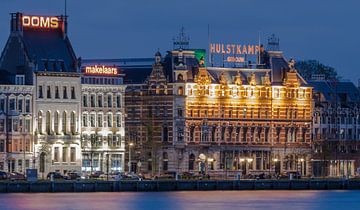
<box><xmin>22</xmin><ymin>15</ymin><xmax>59</xmax><ymax>29</ymax></box>
<box><xmin>210</xmin><ymin>43</ymin><xmax>260</xmax><ymax>63</ymax></box>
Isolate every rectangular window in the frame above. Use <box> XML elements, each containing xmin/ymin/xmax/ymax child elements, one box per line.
<box><xmin>54</xmin><ymin>147</ymin><xmax>59</xmax><ymax>162</ymax></box>
<box><xmin>25</xmin><ymin>119</ymin><xmax>31</xmax><ymax>132</ymax></box>
<box><xmin>97</xmin><ymin>114</ymin><xmax>103</xmax><ymax>127</ymax></box>
<box><xmin>18</xmin><ymin>99</ymin><xmax>23</xmax><ymax>112</ymax></box>
<box><xmin>0</xmin><ymin>98</ymin><xmax>5</xmax><ymax>112</ymax></box>
<box><xmin>107</xmin><ymin>114</ymin><xmax>112</xmax><ymax>127</ymax></box>
<box><xmin>47</xmin><ymin>86</ymin><xmax>51</xmax><ymax>98</ymax></box>
<box><xmin>116</xmin><ymin>114</ymin><xmax>121</xmax><ymax>127</ymax></box>
<box><xmin>83</xmin><ymin>95</ymin><xmax>88</xmax><ymax>107</ymax></box>
<box><xmin>71</xmin><ymin>87</ymin><xmax>76</xmax><ymax>99</ymax></box>
<box><xmin>116</xmin><ymin>95</ymin><xmax>121</xmax><ymax>108</ymax></box>
<box><xmin>9</xmin><ymin>98</ymin><xmax>15</xmax><ymax>111</ymax></box>
<box><xmin>0</xmin><ymin>140</ymin><xmax>4</xmax><ymax>152</ymax></box>
<box><xmin>13</xmin><ymin>119</ymin><xmax>19</xmax><ymax>132</ymax></box>
<box><xmin>55</xmin><ymin>86</ymin><xmax>60</xmax><ymax>99</ymax></box>
<box><xmin>90</xmin><ymin>95</ymin><xmax>95</xmax><ymax>107</ymax></box>
<box><xmin>15</xmin><ymin>75</ymin><xmax>25</xmax><ymax>85</ymax></box>
<box><xmin>82</xmin><ymin>114</ymin><xmax>88</xmax><ymax>127</ymax></box>
<box><xmin>0</xmin><ymin>119</ymin><xmax>5</xmax><ymax>132</ymax></box>
<box><xmin>62</xmin><ymin>147</ymin><xmax>67</xmax><ymax>162</ymax></box>
<box><xmin>25</xmin><ymin>99</ymin><xmax>30</xmax><ymax>113</ymax></box>
<box><xmin>107</xmin><ymin>95</ymin><xmax>112</xmax><ymax>108</ymax></box>
<box><xmin>98</xmin><ymin>95</ymin><xmax>103</xmax><ymax>107</ymax></box>
<box><xmin>38</xmin><ymin>86</ymin><xmax>43</xmax><ymax>98</ymax></box>
<box><xmin>90</xmin><ymin>114</ymin><xmax>95</xmax><ymax>127</ymax></box>
<box><xmin>25</xmin><ymin>138</ymin><xmax>30</xmax><ymax>152</ymax></box>
<box><xmin>63</xmin><ymin>87</ymin><xmax>68</xmax><ymax>99</ymax></box>
<box><xmin>70</xmin><ymin>147</ymin><xmax>76</xmax><ymax>162</ymax></box>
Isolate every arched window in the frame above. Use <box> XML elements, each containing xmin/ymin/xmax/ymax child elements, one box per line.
<box><xmin>163</xmin><ymin>152</ymin><xmax>168</xmax><ymax>171</ymax></box>
<box><xmin>38</xmin><ymin>111</ymin><xmax>43</xmax><ymax>134</ymax></box>
<box><xmin>62</xmin><ymin>111</ymin><xmax>67</xmax><ymax>134</ymax></box>
<box><xmin>54</xmin><ymin>111</ymin><xmax>59</xmax><ymax>134</ymax></box>
<box><xmin>70</xmin><ymin>111</ymin><xmax>76</xmax><ymax>134</ymax></box>
<box><xmin>46</xmin><ymin>111</ymin><xmax>51</xmax><ymax>134</ymax></box>
<box><xmin>177</xmin><ymin>74</ymin><xmax>183</xmax><ymax>81</ymax></box>
<box><xmin>178</xmin><ymin>87</ymin><xmax>184</xmax><ymax>95</ymax></box>
<box><xmin>189</xmin><ymin>154</ymin><xmax>195</xmax><ymax>171</ymax></box>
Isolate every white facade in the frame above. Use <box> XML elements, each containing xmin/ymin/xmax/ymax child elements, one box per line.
<box><xmin>34</xmin><ymin>72</ymin><xmax>82</xmax><ymax>177</ymax></box>
<box><xmin>0</xmin><ymin>85</ymin><xmax>34</xmax><ymax>173</ymax></box>
<box><xmin>81</xmin><ymin>82</ymin><xmax>126</xmax><ymax>173</ymax></box>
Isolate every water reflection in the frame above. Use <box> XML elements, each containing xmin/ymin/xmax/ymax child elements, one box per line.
<box><xmin>0</xmin><ymin>191</ymin><xmax>359</xmax><ymax>210</ymax></box>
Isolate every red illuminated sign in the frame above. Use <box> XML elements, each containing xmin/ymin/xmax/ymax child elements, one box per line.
<box><xmin>22</xmin><ymin>15</ymin><xmax>59</xmax><ymax>29</ymax></box>
<box><xmin>85</xmin><ymin>65</ymin><xmax>118</xmax><ymax>76</ymax></box>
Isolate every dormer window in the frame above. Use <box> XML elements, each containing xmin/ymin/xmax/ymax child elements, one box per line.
<box><xmin>15</xmin><ymin>75</ymin><xmax>25</xmax><ymax>85</ymax></box>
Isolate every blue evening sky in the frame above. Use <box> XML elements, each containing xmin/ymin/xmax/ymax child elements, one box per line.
<box><xmin>1</xmin><ymin>0</ymin><xmax>359</xmax><ymax>82</ymax></box>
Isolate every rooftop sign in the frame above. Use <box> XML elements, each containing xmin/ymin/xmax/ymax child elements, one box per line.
<box><xmin>210</xmin><ymin>43</ymin><xmax>260</xmax><ymax>63</ymax></box>
<box><xmin>22</xmin><ymin>15</ymin><xmax>59</xmax><ymax>29</ymax></box>
<box><xmin>84</xmin><ymin>65</ymin><xmax>118</xmax><ymax>76</ymax></box>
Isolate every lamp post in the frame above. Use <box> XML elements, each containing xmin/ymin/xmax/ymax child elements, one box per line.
<box><xmin>240</xmin><ymin>158</ymin><xmax>245</xmax><ymax>178</ymax></box>
<box><xmin>273</xmin><ymin>158</ymin><xmax>279</xmax><ymax>178</ymax></box>
<box><xmin>246</xmin><ymin>158</ymin><xmax>253</xmax><ymax>177</ymax></box>
<box><xmin>299</xmin><ymin>158</ymin><xmax>304</xmax><ymax>177</ymax></box>
<box><xmin>128</xmin><ymin>142</ymin><xmax>134</xmax><ymax>173</ymax></box>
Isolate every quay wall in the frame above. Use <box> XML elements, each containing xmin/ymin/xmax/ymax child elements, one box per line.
<box><xmin>1</xmin><ymin>180</ymin><xmax>360</xmax><ymax>193</ymax></box>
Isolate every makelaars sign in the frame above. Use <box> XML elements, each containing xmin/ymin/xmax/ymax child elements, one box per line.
<box><xmin>85</xmin><ymin>65</ymin><xmax>118</xmax><ymax>76</ymax></box>
<box><xmin>210</xmin><ymin>43</ymin><xmax>260</xmax><ymax>63</ymax></box>
<box><xmin>22</xmin><ymin>15</ymin><xmax>59</xmax><ymax>29</ymax></box>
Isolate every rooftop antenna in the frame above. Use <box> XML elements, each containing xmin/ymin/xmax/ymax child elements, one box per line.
<box><xmin>208</xmin><ymin>24</ymin><xmax>211</xmax><ymax>66</ymax></box>
<box><xmin>65</xmin><ymin>0</ymin><xmax>67</xmax><ymax>16</ymax></box>
<box><xmin>257</xmin><ymin>31</ymin><xmax>261</xmax><ymax>65</ymax></box>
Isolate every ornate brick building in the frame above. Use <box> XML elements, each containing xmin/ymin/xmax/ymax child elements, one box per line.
<box><xmin>126</xmin><ymin>48</ymin><xmax>313</xmax><ymax>178</ymax></box>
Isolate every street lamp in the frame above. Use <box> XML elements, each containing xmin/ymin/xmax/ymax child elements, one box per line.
<box><xmin>128</xmin><ymin>142</ymin><xmax>134</xmax><ymax>173</ymax></box>
<box><xmin>299</xmin><ymin>158</ymin><xmax>304</xmax><ymax>177</ymax></box>
<box><xmin>272</xmin><ymin>158</ymin><xmax>279</xmax><ymax>177</ymax></box>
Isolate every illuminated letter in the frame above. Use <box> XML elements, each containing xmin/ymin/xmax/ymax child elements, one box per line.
<box><xmin>226</xmin><ymin>44</ymin><xmax>231</xmax><ymax>54</ymax></box>
<box><xmin>31</xmin><ymin>16</ymin><xmax>40</xmax><ymax>27</ymax></box>
<box><xmin>50</xmin><ymin>17</ymin><xmax>59</xmax><ymax>28</ymax></box>
<box><xmin>255</xmin><ymin>45</ymin><xmax>260</xmax><ymax>54</ymax></box>
<box><xmin>210</xmin><ymin>43</ymin><xmax>215</xmax><ymax>53</ymax></box>
<box><xmin>231</xmin><ymin>44</ymin><xmax>236</xmax><ymax>54</ymax></box>
<box><xmin>40</xmin><ymin>17</ymin><xmax>50</xmax><ymax>28</ymax></box>
<box><xmin>221</xmin><ymin>44</ymin><xmax>226</xmax><ymax>54</ymax></box>
<box><xmin>236</xmin><ymin>45</ymin><xmax>241</xmax><ymax>54</ymax></box>
<box><xmin>215</xmin><ymin>44</ymin><xmax>220</xmax><ymax>54</ymax></box>
<box><xmin>248</xmin><ymin>45</ymin><xmax>255</xmax><ymax>54</ymax></box>
<box><xmin>242</xmin><ymin>45</ymin><xmax>247</xmax><ymax>54</ymax></box>
<box><xmin>22</xmin><ymin>16</ymin><xmax>31</xmax><ymax>27</ymax></box>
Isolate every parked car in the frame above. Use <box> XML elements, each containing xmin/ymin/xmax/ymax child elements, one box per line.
<box><xmin>89</xmin><ymin>171</ymin><xmax>104</xmax><ymax>179</ymax></box>
<box><xmin>47</xmin><ymin>172</ymin><xmax>64</xmax><ymax>180</ymax></box>
<box><xmin>65</xmin><ymin>171</ymin><xmax>81</xmax><ymax>180</ymax></box>
<box><xmin>8</xmin><ymin>172</ymin><xmax>26</xmax><ymax>181</ymax></box>
<box><xmin>0</xmin><ymin>171</ymin><xmax>8</xmax><ymax>180</ymax></box>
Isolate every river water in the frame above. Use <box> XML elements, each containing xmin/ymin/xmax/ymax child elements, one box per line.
<box><xmin>0</xmin><ymin>190</ymin><xmax>359</xmax><ymax>210</ymax></box>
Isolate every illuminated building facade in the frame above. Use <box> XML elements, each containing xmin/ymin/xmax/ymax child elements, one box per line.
<box><xmin>126</xmin><ymin>46</ymin><xmax>313</xmax><ymax>177</ymax></box>
<box><xmin>80</xmin><ymin>66</ymin><xmax>126</xmax><ymax>173</ymax></box>
<box><xmin>0</xmin><ymin>12</ymin><xmax>82</xmax><ymax>176</ymax></box>
<box><xmin>0</xmin><ymin>84</ymin><xmax>34</xmax><ymax>173</ymax></box>
<box><xmin>311</xmin><ymin>78</ymin><xmax>360</xmax><ymax>177</ymax></box>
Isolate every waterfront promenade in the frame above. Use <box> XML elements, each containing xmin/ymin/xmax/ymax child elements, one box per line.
<box><xmin>1</xmin><ymin>179</ymin><xmax>360</xmax><ymax>193</ymax></box>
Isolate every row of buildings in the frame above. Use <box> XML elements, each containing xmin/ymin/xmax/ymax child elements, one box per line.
<box><xmin>0</xmin><ymin>12</ymin><xmax>359</xmax><ymax>178</ymax></box>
